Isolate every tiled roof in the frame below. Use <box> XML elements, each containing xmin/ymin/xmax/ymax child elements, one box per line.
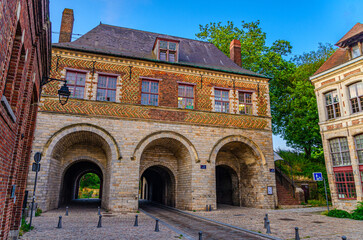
<box><xmin>53</xmin><ymin>24</ymin><xmax>267</xmax><ymax>78</ymax></box>
<box><xmin>336</xmin><ymin>23</ymin><xmax>363</xmax><ymax>47</ymax></box>
<box><xmin>313</xmin><ymin>48</ymin><xmax>349</xmax><ymax>76</ymax></box>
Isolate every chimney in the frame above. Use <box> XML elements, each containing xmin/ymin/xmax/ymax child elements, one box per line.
<box><xmin>230</xmin><ymin>39</ymin><xmax>241</xmax><ymax>67</ymax></box>
<box><xmin>59</xmin><ymin>8</ymin><xmax>74</xmax><ymax>43</ymax></box>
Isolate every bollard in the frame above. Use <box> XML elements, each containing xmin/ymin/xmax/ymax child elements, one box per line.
<box><xmin>209</xmin><ymin>205</ymin><xmax>212</xmax><ymax>211</ymax></box>
<box><xmin>198</xmin><ymin>231</ymin><xmax>202</xmax><ymax>240</ymax></box>
<box><xmin>263</xmin><ymin>216</ymin><xmax>267</xmax><ymax>229</ymax></box>
<box><xmin>57</xmin><ymin>216</ymin><xmax>62</xmax><ymax>229</ymax></box>
<box><xmin>97</xmin><ymin>215</ymin><xmax>102</xmax><ymax>228</ymax></box>
<box><xmin>134</xmin><ymin>215</ymin><xmax>138</xmax><ymax>227</ymax></box>
<box><xmin>154</xmin><ymin>219</ymin><xmax>159</xmax><ymax>232</ymax></box>
<box><xmin>206</xmin><ymin>205</ymin><xmax>209</xmax><ymax>211</ymax></box>
<box><xmin>266</xmin><ymin>220</ymin><xmax>271</xmax><ymax>234</ymax></box>
<box><xmin>65</xmin><ymin>206</ymin><xmax>69</xmax><ymax>216</ymax></box>
<box><xmin>295</xmin><ymin>227</ymin><xmax>300</xmax><ymax>240</ymax></box>
<box><xmin>342</xmin><ymin>237</ymin><xmax>347</xmax><ymax>240</ymax></box>
<box><xmin>98</xmin><ymin>206</ymin><xmax>101</xmax><ymax>216</ymax></box>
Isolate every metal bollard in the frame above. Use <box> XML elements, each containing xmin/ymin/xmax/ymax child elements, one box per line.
<box><xmin>65</xmin><ymin>206</ymin><xmax>69</xmax><ymax>216</ymax></box>
<box><xmin>342</xmin><ymin>237</ymin><xmax>347</xmax><ymax>240</ymax></box>
<box><xmin>209</xmin><ymin>205</ymin><xmax>212</xmax><ymax>211</ymax></box>
<box><xmin>57</xmin><ymin>216</ymin><xmax>62</xmax><ymax>229</ymax></box>
<box><xmin>98</xmin><ymin>206</ymin><xmax>101</xmax><ymax>216</ymax></box>
<box><xmin>155</xmin><ymin>219</ymin><xmax>159</xmax><ymax>232</ymax></box>
<box><xmin>206</xmin><ymin>205</ymin><xmax>209</xmax><ymax>211</ymax></box>
<box><xmin>134</xmin><ymin>215</ymin><xmax>138</xmax><ymax>227</ymax></box>
<box><xmin>198</xmin><ymin>231</ymin><xmax>202</xmax><ymax>240</ymax></box>
<box><xmin>264</xmin><ymin>214</ymin><xmax>268</xmax><ymax>229</ymax></box>
<box><xmin>266</xmin><ymin>220</ymin><xmax>271</xmax><ymax>234</ymax></box>
<box><xmin>295</xmin><ymin>227</ymin><xmax>300</xmax><ymax>240</ymax></box>
<box><xmin>97</xmin><ymin>215</ymin><xmax>102</xmax><ymax>228</ymax></box>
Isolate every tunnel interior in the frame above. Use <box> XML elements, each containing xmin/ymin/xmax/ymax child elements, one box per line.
<box><xmin>140</xmin><ymin>165</ymin><xmax>175</xmax><ymax>207</ymax></box>
<box><xmin>216</xmin><ymin>165</ymin><xmax>239</xmax><ymax>206</ymax></box>
<box><xmin>60</xmin><ymin>161</ymin><xmax>103</xmax><ymax>206</ymax></box>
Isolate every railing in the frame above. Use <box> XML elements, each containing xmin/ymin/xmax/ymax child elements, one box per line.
<box><xmin>275</xmin><ymin>166</ymin><xmax>296</xmax><ymax>198</ymax></box>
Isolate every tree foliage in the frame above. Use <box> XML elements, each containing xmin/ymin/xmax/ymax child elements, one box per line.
<box><xmin>79</xmin><ymin>173</ymin><xmax>100</xmax><ymax>189</ymax></box>
<box><xmin>196</xmin><ymin>21</ymin><xmax>335</xmax><ymax>157</ymax></box>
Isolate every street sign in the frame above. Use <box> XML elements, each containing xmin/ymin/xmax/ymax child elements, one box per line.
<box><xmin>32</xmin><ymin>163</ymin><xmax>40</xmax><ymax>172</ymax></box>
<box><xmin>267</xmin><ymin>186</ymin><xmax>273</xmax><ymax>195</ymax></box>
<box><xmin>269</xmin><ymin>168</ymin><xmax>275</xmax><ymax>173</ymax></box>
<box><xmin>313</xmin><ymin>172</ymin><xmax>323</xmax><ymax>181</ymax></box>
<box><xmin>34</xmin><ymin>152</ymin><xmax>42</xmax><ymax>163</ymax></box>
<box><xmin>200</xmin><ymin>165</ymin><xmax>206</xmax><ymax>169</ymax></box>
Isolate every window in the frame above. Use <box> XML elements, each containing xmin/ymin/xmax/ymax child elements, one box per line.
<box><xmin>178</xmin><ymin>84</ymin><xmax>194</xmax><ymax>109</ymax></box>
<box><xmin>325</xmin><ymin>90</ymin><xmax>341</xmax><ymax>119</ymax></box>
<box><xmin>335</xmin><ymin>171</ymin><xmax>356</xmax><ymax>199</ymax></box>
<box><xmin>238</xmin><ymin>92</ymin><xmax>252</xmax><ymax>114</ymax></box>
<box><xmin>158</xmin><ymin>40</ymin><xmax>177</xmax><ymax>62</ymax></box>
<box><xmin>141</xmin><ymin>80</ymin><xmax>159</xmax><ymax>106</ymax></box>
<box><xmin>329</xmin><ymin>138</ymin><xmax>351</xmax><ymax>166</ymax></box>
<box><xmin>66</xmin><ymin>71</ymin><xmax>86</xmax><ymax>99</ymax></box>
<box><xmin>96</xmin><ymin>75</ymin><xmax>117</xmax><ymax>102</ymax></box>
<box><xmin>351</xmin><ymin>44</ymin><xmax>361</xmax><ymax>58</ymax></box>
<box><xmin>355</xmin><ymin>134</ymin><xmax>363</xmax><ymax>164</ymax></box>
<box><xmin>215</xmin><ymin>89</ymin><xmax>229</xmax><ymax>113</ymax></box>
<box><xmin>348</xmin><ymin>82</ymin><xmax>363</xmax><ymax>114</ymax></box>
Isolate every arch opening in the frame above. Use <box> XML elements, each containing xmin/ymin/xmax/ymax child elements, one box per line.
<box><xmin>216</xmin><ymin>165</ymin><xmax>239</xmax><ymax>206</ymax></box>
<box><xmin>77</xmin><ymin>173</ymin><xmax>101</xmax><ymax>200</ymax></box>
<box><xmin>60</xmin><ymin>160</ymin><xmax>103</xmax><ymax>207</ymax></box>
<box><xmin>215</xmin><ymin>141</ymin><xmax>261</xmax><ymax>207</ymax></box>
<box><xmin>140</xmin><ymin>165</ymin><xmax>175</xmax><ymax>207</ymax></box>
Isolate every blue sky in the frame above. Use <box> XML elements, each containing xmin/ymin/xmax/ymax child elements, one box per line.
<box><xmin>50</xmin><ymin>0</ymin><xmax>363</xmax><ymax>150</ymax></box>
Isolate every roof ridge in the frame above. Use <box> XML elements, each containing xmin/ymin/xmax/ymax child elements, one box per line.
<box><xmin>98</xmin><ymin>23</ymin><xmax>213</xmax><ymax>45</ymax></box>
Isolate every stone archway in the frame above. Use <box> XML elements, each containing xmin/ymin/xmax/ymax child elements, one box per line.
<box><xmin>138</xmin><ymin>133</ymin><xmax>194</xmax><ymax>210</ymax></box>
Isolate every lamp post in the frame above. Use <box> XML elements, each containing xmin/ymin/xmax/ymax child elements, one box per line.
<box><xmin>29</xmin><ymin>152</ymin><xmax>42</xmax><ymax>229</ymax></box>
<box><xmin>41</xmin><ymin>77</ymin><xmax>71</xmax><ymax>105</ymax></box>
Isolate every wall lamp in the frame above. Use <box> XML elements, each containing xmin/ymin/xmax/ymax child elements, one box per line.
<box><xmin>41</xmin><ymin>77</ymin><xmax>71</xmax><ymax>105</ymax></box>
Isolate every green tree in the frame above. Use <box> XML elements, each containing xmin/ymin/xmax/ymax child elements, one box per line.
<box><xmin>272</xmin><ymin>43</ymin><xmax>335</xmax><ymax>157</ymax></box>
<box><xmin>79</xmin><ymin>173</ymin><xmax>100</xmax><ymax>189</ymax></box>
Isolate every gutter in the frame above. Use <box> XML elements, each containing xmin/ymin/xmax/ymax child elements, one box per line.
<box><xmin>52</xmin><ymin>45</ymin><xmax>270</xmax><ymax>80</ymax></box>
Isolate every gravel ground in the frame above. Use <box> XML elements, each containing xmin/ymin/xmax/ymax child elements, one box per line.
<box><xmin>192</xmin><ymin>205</ymin><xmax>363</xmax><ymax>240</ymax></box>
<box><xmin>20</xmin><ymin>207</ymin><xmax>184</xmax><ymax>240</ymax></box>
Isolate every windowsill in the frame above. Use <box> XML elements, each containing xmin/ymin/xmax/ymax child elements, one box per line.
<box><xmin>1</xmin><ymin>96</ymin><xmax>16</xmax><ymax>122</ymax></box>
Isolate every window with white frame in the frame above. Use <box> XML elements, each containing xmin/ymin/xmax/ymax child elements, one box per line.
<box><xmin>214</xmin><ymin>89</ymin><xmax>229</xmax><ymax>113</ymax></box>
<box><xmin>348</xmin><ymin>82</ymin><xmax>363</xmax><ymax>114</ymax></box>
<box><xmin>354</xmin><ymin>134</ymin><xmax>363</xmax><ymax>164</ymax></box>
<box><xmin>238</xmin><ymin>91</ymin><xmax>252</xmax><ymax>114</ymax></box>
<box><xmin>329</xmin><ymin>137</ymin><xmax>351</xmax><ymax>166</ymax></box>
<box><xmin>66</xmin><ymin>70</ymin><xmax>86</xmax><ymax>99</ymax></box>
<box><xmin>325</xmin><ymin>90</ymin><xmax>341</xmax><ymax>119</ymax></box>
<box><xmin>96</xmin><ymin>75</ymin><xmax>117</xmax><ymax>102</ymax></box>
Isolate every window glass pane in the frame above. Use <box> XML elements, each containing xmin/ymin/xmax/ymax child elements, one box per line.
<box><xmin>223</xmin><ymin>102</ymin><xmax>229</xmax><ymax>113</ymax></box>
<box><xmin>66</xmin><ymin>72</ymin><xmax>76</xmax><ymax>85</ymax></box>
<box><xmin>222</xmin><ymin>91</ymin><xmax>229</xmax><ymax>101</ymax></box>
<box><xmin>96</xmin><ymin>89</ymin><xmax>106</xmax><ymax>101</ymax></box>
<box><xmin>159</xmin><ymin>51</ymin><xmax>167</xmax><ymax>61</ymax></box>
<box><xmin>325</xmin><ymin>92</ymin><xmax>332</xmax><ymax>105</ymax></box>
<box><xmin>357</xmin><ymin>82</ymin><xmax>363</xmax><ymax>96</ymax></box>
<box><xmin>169</xmin><ymin>52</ymin><xmax>175</xmax><ymax>62</ymax></box>
<box><xmin>76</xmin><ymin>73</ymin><xmax>86</xmax><ymax>86</ymax></box>
<box><xmin>178</xmin><ymin>85</ymin><xmax>185</xmax><ymax>96</ymax></box>
<box><xmin>160</xmin><ymin>41</ymin><xmax>167</xmax><ymax>49</ymax></box>
<box><xmin>215</xmin><ymin>90</ymin><xmax>221</xmax><ymax>101</ymax></box>
<box><xmin>215</xmin><ymin>101</ymin><xmax>221</xmax><ymax>112</ymax></box>
<box><xmin>74</xmin><ymin>86</ymin><xmax>84</xmax><ymax>99</ymax></box>
<box><xmin>150</xmin><ymin>81</ymin><xmax>159</xmax><ymax>93</ymax></box>
<box><xmin>185</xmin><ymin>85</ymin><xmax>193</xmax><ymax>97</ymax></box>
<box><xmin>98</xmin><ymin>75</ymin><xmax>107</xmax><ymax>88</ymax></box>
<box><xmin>169</xmin><ymin>42</ymin><xmax>177</xmax><ymax>50</ymax></box>
<box><xmin>107</xmin><ymin>90</ymin><xmax>116</xmax><ymax>102</ymax></box>
<box><xmin>141</xmin><ymin>93</ymin><xmax>149</xmax><ymax>105</ymax></box>
<box><xmin>150</xmin><ymin>94</ymin><xmax>158</xmax><ymax>106</ymax></box>
<box><xmin>352</xmin><ymin>44</ymin><xmax>361</xmax><ymax>58</ymax></box>
<box><xmin>245</xmin><ymin>93</ymin><xmax>252</xmax><ymax>103</ymax></box>
<box><xmin>108</xmin><ymin>77</ymin><xmax>117</xmax><ymax>89</ymax></box>
<box><xmin>186</xmin><ymin>98</ymin><xmax>194</xmax><ymax>109</ymax></box>
<box><xmin>142</xmin><ymin>81</ymin><xmax>150</xmax><ymax>92</ymax></box>
<box><xmin>239</xmin><ymin>93</ymin><xmax>245</xmax><ymax>103</ymax></box>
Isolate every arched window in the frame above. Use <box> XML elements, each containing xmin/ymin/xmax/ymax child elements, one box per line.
<box><xmin>348</xmin><ymin>82</ymin><xmax>363</xmax><ymax>114</ymax></box>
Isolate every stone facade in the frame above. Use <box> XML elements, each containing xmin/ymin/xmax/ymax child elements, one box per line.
<box><xmin>27</xmin><ymin>17</ymin><xmax>277</xmax><ymax>213</ymax></box>
<box><xmin>0</xmin><ymin>0</ymin><xmax>51</xmax><ymax>239</ymax></box>
<box><xmin>310</xmin><ymin>23</ymin><xmax>363</xmax><ymax>211</ymax></box>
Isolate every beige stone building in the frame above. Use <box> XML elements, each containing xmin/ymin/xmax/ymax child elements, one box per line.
<box><xmin>310</xmin><ymin>23</ymin><xmax>363</xmax><ymax>211</ymax></box>
<box><xmin>27</xmin><ymin>10</ymin><xmax>277</xmax><ymax>212</ymax></box>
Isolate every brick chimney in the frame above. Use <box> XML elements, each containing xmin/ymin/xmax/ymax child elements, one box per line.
<box><xmin>59</xmin><ymin>8</ymin><xmax>74</xmax><ymax>43</ymax></box>
<box><xmin>230</xmin><ymin>39</ymin><xmax>241</xmax><ymax>67</ymax></box>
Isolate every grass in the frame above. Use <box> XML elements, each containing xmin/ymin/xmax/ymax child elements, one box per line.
<box><xmin>19</xmin><ymin>217</ymin><xmax>34</xmax><ymax>236</ymax></box>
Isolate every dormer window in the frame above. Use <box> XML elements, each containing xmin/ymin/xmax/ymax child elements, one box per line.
<box><xmin>155</xmin><ymin>39</ymin><xmax>179</xmax><ymax>63</ymax></box>
<box><xmin>351</xmin><ymin>44</ymin><xmax>361</xmax><ymax>58</ymax></box>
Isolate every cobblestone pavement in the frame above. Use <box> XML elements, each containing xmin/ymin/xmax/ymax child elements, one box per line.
<box><xmin>20</xmin><ymin>207</ymin><xmax>184</xmax><ymax>240</ymax></box>
<box><xmin>192</xmin><ymin>205</ymin><xmax>363</xmax><ymax>240</ymax></box>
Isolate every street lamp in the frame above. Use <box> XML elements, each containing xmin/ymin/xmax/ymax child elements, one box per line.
<box><xmin>41</xmin><ymin>77</ymin><xmax>71</xmax><ymax>105</ymax></box>
<box><xmin>29</xmin><ymin>152</ymin><xmax>41</xmax><ymax>229</ymax></box>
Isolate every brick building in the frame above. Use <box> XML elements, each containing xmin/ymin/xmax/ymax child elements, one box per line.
<box><xmin>0</xmin><ymin>0</ymin><xmax>51</xmax><ymax>238</ymax></box>
<box><xmin>26</xmin><ymin>9</ymin><xmax>277</xmax><ymax>213</ymax></box>
<box><xmin>310</xmin><ymin>23</ymin><xmax>363</xmax><ymax>211</ymax></box>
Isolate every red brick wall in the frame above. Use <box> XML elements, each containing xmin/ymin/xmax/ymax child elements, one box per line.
<box><xmin>0</xmin><ymin>0</ymin><xmax>50</xmax><ymax>238</ymax></box>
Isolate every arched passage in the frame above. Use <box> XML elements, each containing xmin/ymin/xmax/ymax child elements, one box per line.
<box><xmin>140</xmin><ymin>165</ymin><xmax>175</xmax><ymax>207</ymax></box>
<box><xmin>138</xmin><ymin>135</ymin><xmax>193</xmax><ymax>210</ymax></box>
<box><xmin>60</xmin><ymin>161</ymin><xmax>103</xmax><ymax>206</ymax></box>
<box><xmin>216</xmin><ymin>165</ymin><xmax>239</xmax><ymax>206</ymax></box>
